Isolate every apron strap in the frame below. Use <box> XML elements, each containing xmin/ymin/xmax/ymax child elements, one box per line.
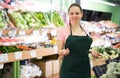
<box><xmin>69</xmin><ymin>23</ymin><xmax>89</xmax><ymax>36</ymax></box>
<box><xmin>70</xmin><ymin>24</ymin><xmax>72</xmax><ymax>35</ymax></box>
<box><xmin>80</xmin><ymin>25</ymin><xmax>90</xmax><ymax>36</ymax></box>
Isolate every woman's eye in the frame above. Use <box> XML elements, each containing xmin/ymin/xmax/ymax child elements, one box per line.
<box><xmin>70</xmin><ymin>12</ymin><xmax>79</xmax><ymax>15</ymax></box>
<box><xmin>70</xmin><ymin>13</ymin><xmax>73</xmax><ymax>15</ymax></box>
<box><xmin>76</xmin><ymin>12</ymin><xmax>79</xmax><ymax>15</ymax></box>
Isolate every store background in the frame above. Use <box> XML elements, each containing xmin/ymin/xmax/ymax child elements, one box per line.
<box><xmin>0</xmin><ymin>0</ymin><xmax>120</xmax><ymax>78</ymax></box>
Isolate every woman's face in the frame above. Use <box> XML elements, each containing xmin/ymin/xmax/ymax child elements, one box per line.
<box><xmin>68</xmin><ymin>6</ymin><xmax>83</xmax><ymax>24</ymax></box>
<box><xmin>5</xmin><ymin>0</ymin><xmax>10</xmax><ymax>3</ymax></box>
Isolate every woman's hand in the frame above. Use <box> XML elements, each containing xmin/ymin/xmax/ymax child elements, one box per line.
<box><xmin>58</xmin><ymin>48</ymin><xmax>70</xmax><ymax>56</ymax></box>
<box><xmin>90</xmin><ymin>50</ymin><xmax>100</xmax><ymax>58</ymax></box>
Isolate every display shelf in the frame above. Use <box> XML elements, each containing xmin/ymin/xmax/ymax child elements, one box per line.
<box><xmin>0</xmin><ymin>47</ymin><xmax>57</xmax><ymax>64</ymax></box>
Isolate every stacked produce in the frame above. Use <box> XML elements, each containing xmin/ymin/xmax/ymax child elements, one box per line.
<box><xmin>100</xmin><ymin>62</ymin><xmax>120</xmax><ymax>78</ymax></box>
<box><xmin>0</xmin><ymin>44</ymin><xmax>34</xmax><ymax>53</ymax></box>
<box><xmin>51</xmin><ymin>11</ymin><xmax>65</xmax><ymax>27</ymax></box>
<box><xmin>34</xmin><ymin>11</ymin><xmax>65</xmax><ymax>27</ymax></box>
<box><xmin>9</xmin><ymin>10</ymin><xmax>65</xmax><ymax>29</ymax></box>
<box><xmin>34</xmin><ymin>12</ymin><xmax>51</xmax><ymax>27</ymax></box>
<box><xmin>21</xmin><ymin>12</ymin><xmax>40</xmax><ymax>30</ymax></box>
<box><xmin>0</xmin><ymin>11</ymin><xmax>7</xmax><ymax>29</ymax></box>
<box><xmin>10</xmin><ymin>12</ymin><xmax>29</xmax><ymax>29</ymax></box>
<box><xmin>0</xmin><ymin>45</ymin><xmax>21</xmax><ymax>53</ymax></box>
<box><xmin>113</xmin><ymin>43</ymin><xmax>120</xmax><ymax>49</ymax></box>
<box><xmin>90</xmin><ymin>46</ymin><xmax>120</xmax><ymax>60</ymax></box>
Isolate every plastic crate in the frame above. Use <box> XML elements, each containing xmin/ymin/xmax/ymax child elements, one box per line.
<box><xmin>92</xmin><ymin>64</ymin><xmax>107</xmax><ymax>78</ymax></box>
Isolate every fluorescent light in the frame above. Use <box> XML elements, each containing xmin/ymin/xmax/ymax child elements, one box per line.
<box><xmin>92</xmin><ymin>0</ymin><xmax>116</xmax><ymax>6</ymax></box>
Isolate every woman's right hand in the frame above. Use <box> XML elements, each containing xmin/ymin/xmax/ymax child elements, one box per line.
<box><xmin>58</xmin><ymin>48</ymin><xmax>70</xmax><ymax>56</ymax></box>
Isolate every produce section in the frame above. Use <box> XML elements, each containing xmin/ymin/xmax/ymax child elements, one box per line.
<box><xmin>0</xmin><ymin>0</ymin><xmax>120</xmax><ymax>78</ymax></box>
<box><xmin>0</xmin><ymin>47</ymin><xmax>57</xmax><ymax>64</ymax></box>
<box><xmin>0</xmin><ymin>2</ymin><xmax>62</xmax><ymax>78</ymax></box>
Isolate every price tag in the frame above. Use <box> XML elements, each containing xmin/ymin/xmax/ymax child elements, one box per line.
<box><xmin>54</xmin><ymin>45</ymin><xmax>58</xmax><ymax>53</ymax></box>
<box><xmin>0</xmin><ymin>64</ymin><xmax>4</xmax><ymax>69</ymax></box>
<box><xmin>33</xmin><ymin>30</ymin><xmax>39</xmax><ymax>36</ymax></box>
<box><xmin>19</xmin><ymin>30</ymin><xmax>25</xmax><ymax>36</ymax></box>
<box><xmin>36</xmin><ymin>56</ymin><xmax>42</xmax><ymax>59</ymax></box>
<box><xmin>0</xmin><ymin>54</ymin><xmax>8</xmax><ymax>62</ymax></box>
<box><xmin>14</xmin><ymin>52</ymin><xmax>22</xmax><ymax>59</ymax></box>
<box><xmin>51</xmin><ymin>30</ymin><xmax>57</xmax><ymax>36</ymax></box>
<box><xmin>30</xmin><ymin>50</ymin><xmax>36</xmax><ymax>57</ymax></box>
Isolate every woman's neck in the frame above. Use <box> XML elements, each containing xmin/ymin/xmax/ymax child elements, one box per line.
<box><xmin>70</xmin><ymin>23</ymin><xmax>80</xmax><ymax>29</ymax></box>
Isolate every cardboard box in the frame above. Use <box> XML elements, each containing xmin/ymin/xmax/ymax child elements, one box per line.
<box><xmin>52</xmin><ymin>59</ymin><xmax>59</xmax><ymax>74</ymax></box>
<box><xmin>34</xmin><ymin>60</ymin><xmax>52</xmax><ymax>78</ymax></box>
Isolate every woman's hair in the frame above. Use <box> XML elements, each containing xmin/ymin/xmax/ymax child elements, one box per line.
<box><xmin>68</xmin><ymin>3</ymin><xmax>83</xmax><ymax>13</ymax></box>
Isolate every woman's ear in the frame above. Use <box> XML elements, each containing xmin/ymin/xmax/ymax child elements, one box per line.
<box><xmin>81</xmin><ymin>13</ymin><xmax>83</xmax><ymax>18</ymax></box>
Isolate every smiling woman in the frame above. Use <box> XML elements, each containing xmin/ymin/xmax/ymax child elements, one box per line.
<box><xmin>57</xmin><ymin>3</ymin><xmax>93</xmax><ymax>78</ymax></box>
<box><xmin>0</xmin><ymin>0</ymin><xmax>14</xmax><ymax>10</ymax></box>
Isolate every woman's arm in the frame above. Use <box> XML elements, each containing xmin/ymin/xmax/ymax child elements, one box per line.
<box><xmin>57</xmin><ymin>40</ymin><xmax>69</xmax><ymax>56</ymax></box>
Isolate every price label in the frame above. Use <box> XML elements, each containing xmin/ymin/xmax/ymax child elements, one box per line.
<box><xmin>33</xmin><ymin>30</ymin><xmax>39</xmax><ymax>36</ymax></box>
<box><xmin>30</xmin><ymin>50</ymin><xmax>36</xmax><ymax>57</ymax></box>
<box><xmin>0</xmin><ymin>64</ymin><xmax>4</xmax><ymax>69</ymax></box>
<box><xmin>54</xmin><ymin>45</ymin><xmax>58</xmax><ymax>53</ymax></box>
<box><xmin>14</xmin><ymin>52</ymin><xmax>22</xmax><ymax>59</ymax></box>
<box><xmin>51</xmin><ymin>30</ymin><xmax>57</xmax><ymax>36</ymax></box>
<box><xmin>0</xmin><ymin>54</ymin><xmax>8</xmax><ymax>62</ymax></box>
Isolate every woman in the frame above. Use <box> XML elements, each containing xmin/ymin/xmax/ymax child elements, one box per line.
<box><xmin>0</xmin><ymin>0</ymin><xmax>14</xmax><ymax>10</ymax></box>
<box><xmin>0</xmin><ymin>0</ymin><xmax>15</xmax><ymax>28</ymax></box>
<box><xmin>57</xmin><ymin>3</ymin><xmax>93</xmax><ymax>78</ymax></box>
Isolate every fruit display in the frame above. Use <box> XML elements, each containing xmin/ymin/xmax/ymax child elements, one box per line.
<box><xmin>113</xmin><ymin>43</ymin><xmax>120</xmax><ymax>48</ymax></box>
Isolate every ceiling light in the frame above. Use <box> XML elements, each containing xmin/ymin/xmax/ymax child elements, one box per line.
<box><xmin>92</xmin><ymin>0</ymin><xmax>116</xmax><ymax>6</ymax></box>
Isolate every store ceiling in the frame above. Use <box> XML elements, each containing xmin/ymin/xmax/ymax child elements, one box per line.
<box><xmin>105</xmin><ymin>0</ymin><xmax>120</xmax><ymax>4</ymax></box>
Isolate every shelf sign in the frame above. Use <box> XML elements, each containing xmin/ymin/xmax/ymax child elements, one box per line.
<box><xmin>54</xmin><ymin>45</ymin><xmax>58</xmax><ymax>53</ymax></box>
<box><xmin>14</xmin><ymin>52</ymin><xmax>22</xmax><ymax>59</ymax></box>
<box><xmin>0</xmin><ymin>54</ymin><xmax>8</xmax><ymax>63</ymax></box>
<box><xmin>30</xmin><ymin>50</ymin><xmax>36</xmax><ymax>58</ymax></box>
<box><xmin>0</xmin><ymin>64</ymin><xmax>4</xmax><ymax>69</ymax></box>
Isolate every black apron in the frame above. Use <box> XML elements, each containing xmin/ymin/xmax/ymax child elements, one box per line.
<box><xmin>60</xmin><ymin>25</ymin><xmax>93</xmax><ymax>78</ymax></box>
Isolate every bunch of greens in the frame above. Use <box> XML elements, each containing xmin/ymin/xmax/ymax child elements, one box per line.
<box><xmin>10</xmin><ymin>12</ymin><xmax>28</xmax><ymax>30</ymax></box>
<box><xmin>0</xmin><ymin>12</ymin><xmax>6</xmax><ymax>29</ymax></box>
<box><xmin>21</xmin><ymin>12</ymin><xmax>40</xmax><ymax>30</ymax></box>
<box><xmin>51</xmin><ymin>10</ymin><xmax>65</xmax><ymax>27</ymax></box>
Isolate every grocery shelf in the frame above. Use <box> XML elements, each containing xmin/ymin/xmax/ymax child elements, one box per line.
<box><xmin>0</xmin><ymin>47</ymin><xmax>57</xmax><ymax>64</ymax></box>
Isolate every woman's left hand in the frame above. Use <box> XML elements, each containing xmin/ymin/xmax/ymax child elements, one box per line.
<box><xmin>90</xmin><ymin>50</ymin><xmax>100</xmax><ymax>58</ymax></box>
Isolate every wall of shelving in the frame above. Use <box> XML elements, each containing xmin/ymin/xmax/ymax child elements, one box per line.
<box><xmin>80</xmin><ymin>0</ymin><xmax>120</xmax><ymax>25</ymax></box>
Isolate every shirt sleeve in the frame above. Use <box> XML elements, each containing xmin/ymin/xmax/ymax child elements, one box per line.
<box><xmin>57</xmin><ymin>28</ymin><xmax>65</xmax><ymax>41</ymax></box>
<box><xmin>57</xmin><ymin>26</ymin><xmax>70</xmax><ymax>45</ymax></box>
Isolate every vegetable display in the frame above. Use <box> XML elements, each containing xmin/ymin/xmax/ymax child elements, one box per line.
<box><xmin>21</xmin><ymin>12</ymin><xmax>40</xmax><ymax>30</ymax></box>
<box><xmin>91</xmin><ymin>46</ymin><xmax>120</xmax><ymax>60</ymax></box>
<box><xmin>0</xmin><ymin>11</ymin><xmax>7</xmax><ymax>29</ymax></box>
<box><xmin>9</xmin><ymin>11</ymin><xmax>65</xmax><ymax>29</ymax></box>
<box><xmin>34</xmin><ymin>12</ymin><xmax>50</xmax><ymax>27</ymax></box>
<box><xmin>51</xmin><ymin>11</ymin><xmax>65</xmax><ymax>27</ymax></box>
<box><xmin>0</xmin><ymin>45</ymin><xmax>21</xmax><ymax>53</ymax></box>
<box><xmin>100</xmin><ymin>62</ymin><xmax>120</xmax><ymax>78</ymax></box>
<box><xmin>10</xmin><ymin>12</ymin><xmax>29</xmax><ymax>29</ymax></box>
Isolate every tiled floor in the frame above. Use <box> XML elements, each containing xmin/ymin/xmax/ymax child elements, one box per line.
<box><xmin>47</xmin><ymin>73</ymin><xmax>59</xmax><ymax>78</ymax></box>
<box><xmin>46</xmin><ymin>70</ymin><xmax>95</xmax><ymax>78</ymax></box>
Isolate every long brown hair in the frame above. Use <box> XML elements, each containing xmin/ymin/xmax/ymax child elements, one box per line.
<box><xmin>68</xmin><ymin>3</ymin><xmax>83</xmax><ymax>14</ymax></box>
